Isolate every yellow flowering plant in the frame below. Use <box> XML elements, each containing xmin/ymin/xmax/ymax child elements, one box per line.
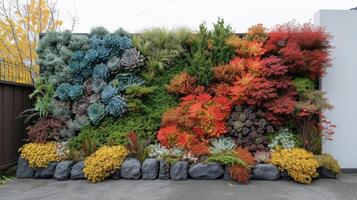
<box><xmin>19</xmin><ymin>143</ymin><xmax>59</xmax><ymax>168</ymax></box>
<box><xmin>83</xmin><ymin>145</ymin><xmax>129</xmax><ymax>183</ymax></box>
<box><xmin>270</xmin><ymin>148</ymin><xmax>319</xmax><ymax>184</ymax></box>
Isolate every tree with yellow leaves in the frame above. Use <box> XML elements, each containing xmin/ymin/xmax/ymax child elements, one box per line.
<box><xmin>0</xmin><ymin>0</ymin><xmax>63</xmax><ymax>84</ymax></box>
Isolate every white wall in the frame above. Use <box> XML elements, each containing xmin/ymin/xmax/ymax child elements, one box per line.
<box><xmin>314</xmin><ymin>10</ymin><xmax>357</xmax><ymax>169</ymax></box>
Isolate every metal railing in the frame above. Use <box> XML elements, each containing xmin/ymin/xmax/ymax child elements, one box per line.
<box><xmin>0</xmin><ymin>59</ymin><xmax>38</xmax><ymax>85</ymax></box>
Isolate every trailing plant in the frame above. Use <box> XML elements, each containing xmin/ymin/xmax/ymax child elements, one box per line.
<box><xmin>26</xmin><ymin>117</ymin><xmax>66</xmax><ymax>143</ymax></box>
<box><xmin>314</xmin><ymin>154</ymin><xmax>341</xmax><ymax>174</ymax></box>
<box><xmin>83</xmin><ymin>145</ymin><xmax>129</xmax><ymax>182</ymax></box>
<box><xmin>19</xmin><ymin>143</ymin><xmax>59</xmax><ymax>168</ymax></box>
<box><xmin>207</xmin><ymin>150</ymin><xmax>249</xmax><ymax>168</ymax></box>
<box><xmin>270</xmin><ymin>148</ymin><xmax>319</xmax><ymax>184</ymax></box>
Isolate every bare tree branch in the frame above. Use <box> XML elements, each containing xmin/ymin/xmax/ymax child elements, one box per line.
<box><xmin>0</xmin><ymin>0</ymin><xmax>25</xmax><ymax>63</ymax></box>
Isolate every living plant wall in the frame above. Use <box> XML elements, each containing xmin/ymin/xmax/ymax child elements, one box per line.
<box><xmin>20</xmin><ymin>19</ymin><xmax>338</xmax><ymax>184</ymax></box>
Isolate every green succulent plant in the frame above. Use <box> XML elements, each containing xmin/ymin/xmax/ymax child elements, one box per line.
<box><xmin>209</xmin><ymin>137</ymin><xmax>236</xmax><ymax>154</ymax></box>
<box><xmin>120</xmin><ymin>48</ymin><xmax>144</xmax><ymax>72</ymax></box>
<box><xmin>87</xmin><ymin>103</ymin><xmax>106</xmax><ymax>125</ymax></box>
<box><xmin>105</xmin><ymin>95</ymin><xmax>128</xmax><ymax>117</ymax></box>
<box><xmin>101</xmin><ymin>85</ymin><xmax>117</xmax><ymax>102</ymax></box>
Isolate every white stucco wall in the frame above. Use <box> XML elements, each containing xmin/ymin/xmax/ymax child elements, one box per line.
<box><xmin>314</xmin><ymin>10</ymin><xmax>357</xmax><ymax>169</ymax></box>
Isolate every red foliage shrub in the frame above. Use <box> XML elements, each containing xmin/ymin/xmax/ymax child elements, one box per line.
<box><xmin>27</xmin><ymin>117</ymin><xmax>66</xmax><ymax>143</ymax></box>
<box><xmin>157</xmin><ymin>124</ymin><xmax>181</xmax><ymax>148</ymax></box>
<box><xmin>226</xmin><ymin>36</ymin><xmax>266</xmax><ymax>58</ymax></box>
<box><xmin>229</xmin><ymin>165</ymin><xmax>250</xmax><ymax>184</ymax></box>
<box><xmin>157</xmin><ymin>93</ymin><xmax>233</xmax><ymax>153</ymax></box>
<box><xmin>260</xmin><ymin>56</ymin><xmax>288</xmax><ymax>77</ymax></box>
<box><xmin>212</xmin><ymin>57</ymin><xmax>245</xmax><ymax>83</ymax></box>
<box><xmin>189</xmin><ymin>143</ymin><xmax>210</xmax><ymax>157</ymax></box>
<box><xmin>229</xmin><ymin>147</ymin><xmax>254</xmax><ymax>184</ymax></box>
<box><xmin>264</xmin><ymin>22</ymin><xmax>331</xmax><ymax>79</ymax></box>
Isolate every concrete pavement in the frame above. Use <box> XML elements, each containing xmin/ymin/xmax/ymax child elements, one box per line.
<box><xmin>0</xmin><ymin>173</ymin><xmax>356</xmax><ymax>200</ymax></box>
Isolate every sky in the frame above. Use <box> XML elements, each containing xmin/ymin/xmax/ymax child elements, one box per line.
<box><xmin>57</xmin><ymin>0</ymin><xmax>357</xmax><ymax>33</ymax></box>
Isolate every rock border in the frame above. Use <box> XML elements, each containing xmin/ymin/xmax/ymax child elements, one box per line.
<box><xmin>16</xmin><ymin>157</ymin><xmax>330</xmax><ymax>182</ymax></box>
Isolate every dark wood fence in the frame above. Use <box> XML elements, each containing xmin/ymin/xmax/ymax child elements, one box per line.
<box><xmin>0</xmin><ymin>80</ymin><xmax>33</xmax><ymax>170</ymax></box>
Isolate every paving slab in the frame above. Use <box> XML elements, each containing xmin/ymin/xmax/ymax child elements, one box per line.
<box><xmin>0</xmin><ymin>173</ymin><xmax>356</xmax><ymax>200</ymax></box>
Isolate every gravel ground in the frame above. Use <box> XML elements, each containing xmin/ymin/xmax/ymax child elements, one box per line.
<box><xmin>0</xmin><ymin>173</ymin><xmax>356</xmax><ymax>200</ymax></box>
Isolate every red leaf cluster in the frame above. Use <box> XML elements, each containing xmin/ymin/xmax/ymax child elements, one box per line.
<box><xmin>214</xmin><ymin>38</ymin><xmax>297</xmax><ymax>125</ymax></box>
<box><xmin>27</xmin><ymin>117</ymin><xmax>66</xmax><ymax>143</ymax></box>
<box><xmin>158</xmin><ymin>93</ymin><xmax>233</xmax><ymax>153</ymax></box>
<box><xmin>264</xmin><ymin>22</ymin><xmax>331</xmax><ymax>79</ymax></box>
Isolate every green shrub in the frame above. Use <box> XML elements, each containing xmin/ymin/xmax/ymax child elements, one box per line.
<box><xmin>314</xmin><ymin>154</ymin><xmax>341</xmax><ymax>174</ymax></box>
<box><xmin>294</xmin><ymin>77</ymin><xmax>315</xmax><ymax>95</ymax></box>
<box><xmin>187</xmin><ymin>18</ymin><xmax>235</xmax><ymax>85</ymax></box>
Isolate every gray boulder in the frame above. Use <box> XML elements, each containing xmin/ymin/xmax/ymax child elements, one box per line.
<box><xmin>120</xmin><ymin>158</ymin><xmax>141</xmax><ymax>179</ymax></box>
<box><xmin>54</xmin><ymin>160</ymin><xmax>75</xmax><ymax>181</ymax></box>
<box><xmin>170</xmin><ymin>161</ymin><xmax>188</xmax><ymax>180</ymax></box>
<box><xmin>189</xmin><ymin>162</ymin><xmax>224</xmax><ymax>180</ymax></box>
<box><xmin>319</xmin><ymin>167</ymin><xmax>337</xmax><ymax>179</ymax></box>
<box><xmin>34</xmin><ymin>162</ymin><xmax>57</xmax><ymax>179</ymax></box>
<box><xmin>142</xmin><ymin>159</ymin><xmax>159</xmax><ymax>180</ymax></box>
<box><xmin>159</xmin><ymin>160</ymin><xmax>170</xmax><ymax>180</ymax></box>
<box><xmin>111</xmin><ymin>169</ymin><xmax>121</xmax><ymax>180</ymax></box>
<box><xmin>253</xmin><ymin>164</ymin><xmax>280</xmax><ymax>180</ymax></box>
<box><xmin>16</xmin><ymin>157</ymin><xmax>34</xmax><ymax>179</ymax></box>
<box><xmin>70</xmin><ymin>161</ymin><xmax>85</xmax><ymax>180</ymax></box>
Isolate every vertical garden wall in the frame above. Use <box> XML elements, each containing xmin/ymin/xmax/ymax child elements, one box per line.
<box><xmin>16</xmin><ymin>19</ymin><xmax>342</xmax><ymax>184</ymax></box>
